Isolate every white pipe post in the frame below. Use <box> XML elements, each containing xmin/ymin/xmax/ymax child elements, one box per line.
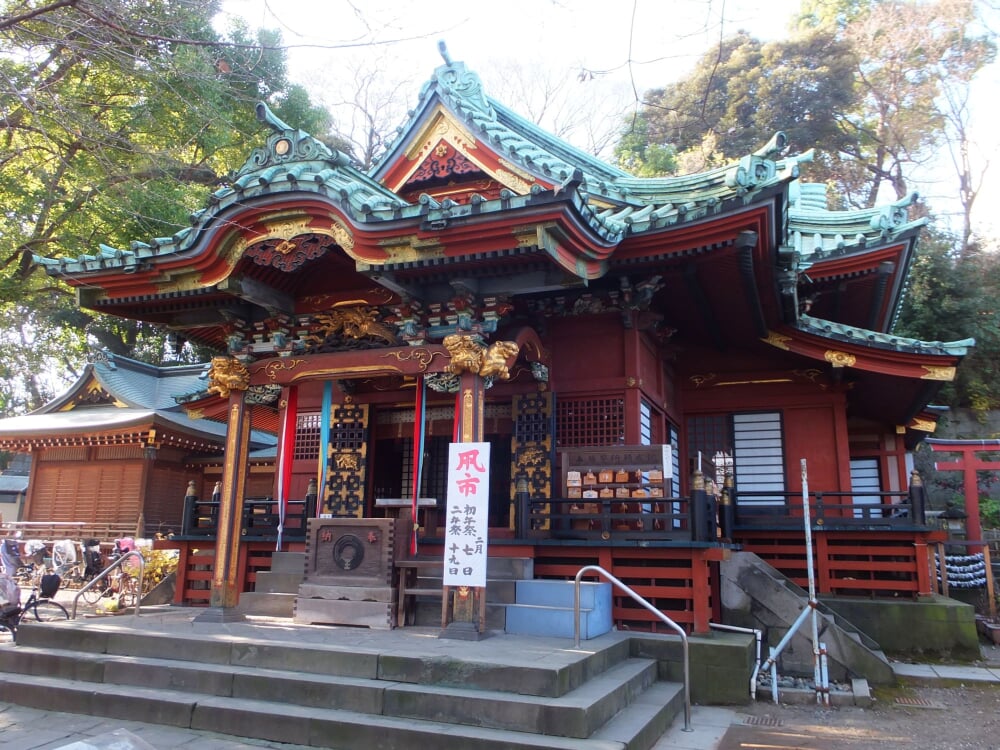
<box><xmin>820</xmin><ymin>642</ymin><xmax>830</xmax><ymax>705</ymax></box>
<box><xmin>770</xmin><ymin>647</ymin><xmax>779</xmax><ymax>704</ymax></box>
<box><xmin>801</xmin><ymin>459</ymin><xmax>822</xmax><ymax>704</ymax></box>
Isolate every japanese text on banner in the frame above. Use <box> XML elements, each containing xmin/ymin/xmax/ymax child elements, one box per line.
<box><xmin>443</xmin><ymin>442</ymin><xmax>490</xmax><ymax>587</ymax></box>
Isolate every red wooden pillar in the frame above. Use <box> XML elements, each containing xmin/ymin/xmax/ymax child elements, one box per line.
<box><xmin>815</xmin><ymin>533</ymin><xmax>831</xmax><ymax>594</ymax></box>
<box><xmin>691</xmin><ymin>553</ymin><xmax>711</xmax><ymax>634</ymax></box>
<box><xmin>197</xmin><ymin>360</ymin><xmax>253</xmax><ymax>622</ymax></box>
<box><xmin>622</xmin><ymin>327</ymin><xmax>643</xmax><ymax>444</ymax></box>
<box><xmin>914</xmin><ymin>539</ymin><xmax>932</xmax><ymax>596</ymax></box>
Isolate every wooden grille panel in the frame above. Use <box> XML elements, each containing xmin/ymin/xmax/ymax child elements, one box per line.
<box><xmin>737</xmin><ymin>529</ymin><xmax>936</xmax><ymax>597</ymax></box>
<box><xmin>294</xmin><ymin>413</ymin><xmax>322</xmax><ymax>460</ymax></box>
<box><xmin>94</xmin><ymin>445</ymin><xmax>143</xmax><ymax>460</ymax></box>
<box><xmin>30</xmin><ymin>463</ymin><xmax>141</xmax><ymax>527</ymax></box>
<box><xmin>556</xmin><ymin>396</ymin><xmax>625</xmax><ymax>448</ymax></box>
<box><xmin>39</xmin><ymin>447</ymin><xmax>87</xmax><ymax>462</ymax></box>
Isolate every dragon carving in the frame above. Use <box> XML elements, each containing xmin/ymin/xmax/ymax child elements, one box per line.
<box><xmin>303</xmin><ymin>306</ymin><xmax>399</xmax><ymax>350</ymax></box>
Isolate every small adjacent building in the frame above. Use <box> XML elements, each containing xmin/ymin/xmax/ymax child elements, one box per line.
<box><xmin>0</xmin><ymin>353</ymin><xmax>276</xmax><ymax>537</ymax></box>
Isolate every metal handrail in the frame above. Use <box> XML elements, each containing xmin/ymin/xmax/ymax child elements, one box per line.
<box><xmin>573</xmin><ymin>564</ymin><xmax>692</xmax><ymax>732</ymax></box>
<box><xmin>71</xmin><ymin>550</ymin><xmax>145</xmax><ymax>619</ymax></box>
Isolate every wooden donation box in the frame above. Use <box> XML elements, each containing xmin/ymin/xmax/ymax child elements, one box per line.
<box><xmin>294</xmin><ymin>517</ymin><xmax>402</xmax><ymax>629</ymax></box>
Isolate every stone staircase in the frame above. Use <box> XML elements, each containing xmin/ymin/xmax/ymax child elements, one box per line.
<box><xmin>237</xmin><ymin>550</ymin><xmax>304</xmax><ymax>617</ymax></box>
<box><xmin>405</xmin><ymin>555</ymin><xmax>533</xmax><ymax>630</ymax></box>
<box><xmin>239</xmin><ymin>552</ymin><xmax>536</xmax><ymax>630</ymax></box>
<box><xmin>0</xmin><ymin>617</ymin><xmax>686</xmax><ymax>750</ymax></box>
<box><xmin>720</xmin><ymin>551</ymin><xmax>895</xmax><ymax>685</ymax></box>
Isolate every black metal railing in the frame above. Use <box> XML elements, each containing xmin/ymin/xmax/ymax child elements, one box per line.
<box><xmin>180</xmin><ymin>493</ymin><xmax>316</xmax><ymax>539</ymax></box>
<box><xmin>731</xmin><ymin>486</ymin><xmax>925</xmax><ymax>530</ymax></box>
<box><xmin>524</xmin><ymin>490</ymin><xmax>718</xmax><ymax>543</ymax></box>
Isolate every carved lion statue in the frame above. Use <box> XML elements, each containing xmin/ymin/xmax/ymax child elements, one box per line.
<box><xmin>443</xmin><ymin>334</ymin><xmax>485</xmax><ymax>375</ymax></box>
<box><xmin>478</xmin><ymin>340</ymin><xmax>519</xmax><ymax>380</ymax></box>
<box><xmin>207</xmin><ymin>356</ymin><xmax>250</xmax><ymax>398</ymax></box>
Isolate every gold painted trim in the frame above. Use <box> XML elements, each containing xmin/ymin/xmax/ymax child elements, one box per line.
<box><xmin>262</xmin><ymin>358</ymin><xmax>306</xmax><ymax>381</ymax></box>
<box><xmin>381</xmin><ymin>348</ymin><xmax>448</xmax><ymax>372</ymax></box>
<box><xmin>921</xmin><ymin>365</ymin><xmax>956</xmax><ymax>381</ymax></box>
<box><xmin>761</xmin><ymin>331</ymin><xmax>791</xmax><ymax>350</ymax></box>
<box><xmin>462</xmin><ymin>388</ymin><xmax>474</xmax><ymax>441</ymax></box>
<box><xmin>497</xmin><ymin>158</ymin><xmax>535</xmax><ymax>182</ymax></box>
<box><xmin>289</xmin><ymin>365</ymin><xmax>402</xmax><ymax>382</ymax></box>
<box><xmin>910</xmin><ymin>417</ymin><xmax>937</xmax><ymax>432</ymax></box>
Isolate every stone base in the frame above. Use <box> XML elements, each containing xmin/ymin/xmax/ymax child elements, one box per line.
<box><xmin>439</xmin><ymin>620</ymin><xmax>491</xmax><ymax>641</ymax></box>
<box><xmin>294</xmin><ymin>597</ymin><xmax>394</xmax><ymax>629</ymax></box>
<box><xmin>193</xmin><ymin>606</ymin><xmax>246</xmax><ymax>624</ymax></box>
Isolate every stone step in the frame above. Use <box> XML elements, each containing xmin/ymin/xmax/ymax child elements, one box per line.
<box><xmin>13</xmin><ymin>621</ymin><xmax>633</xmax><ymax>699</ymax></box>
<box><xmin>269</xmin><ymin>550</ymin><xmax>306</xmax><ymax>574</ymax></box>
<box><xmin>253</xmin><ymin>571</ymin><xmax>305</xmax><ymax>593</ymax></box>
<box><xmin>590</xmin><ymin>681</ymin><xmax>684</xmax><ymax>748</ymax></box>
<box><xmin>236</xmin><ymin>590</ymin><xmax>297</xmax><ymax>617</ymax></box>
<box><xmin>0</xmin><ymin>646</ymin><xmax>658</xmax><ymax>737</ymax></box>
<box><xmin>409</xmin><ymin>598</ymin><xmax>509</xmax><ymax>630</ymax></box>
<box><xmin>0</xmin><ymin>673</ymin><xmax>632</xmax><ymax>750</ymax></box>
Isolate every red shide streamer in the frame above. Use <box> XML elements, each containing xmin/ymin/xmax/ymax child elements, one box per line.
<box><xmin>276</xmin><ymin>386</ymin><xmax>298</xmax><ymax>552</ymax></box>
<box><xmin>410</xmin><ymin>376</ymin><xmax>426</xmax><ymax>556</ymax></box>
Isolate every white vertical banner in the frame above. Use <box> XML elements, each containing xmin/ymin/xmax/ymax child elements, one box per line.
<box><xmin>443</xmin><ymin>441</ymin><xmax>491</xmax><ymax>587</ymax></box>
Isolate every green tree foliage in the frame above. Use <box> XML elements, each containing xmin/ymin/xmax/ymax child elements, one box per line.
<box><xmin>615</xmin><ymin>29</ymin><xmax>856</xmax><ymax>181</ymax></box>
<box><xmin>0</xmin><ymin>0</ymin><xmax>331</xmax><ymax>414</ymax></box>
<box><xmin>617</xmin><ymin>0</ymin><xmax>994</xmax><ymax>213</ymax></box>
<box><xmin>895</xmin><ymin>230</ymin><xmax>1000</xmax><ymax>412</ymax></box>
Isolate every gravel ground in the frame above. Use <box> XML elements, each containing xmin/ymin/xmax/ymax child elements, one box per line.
<box><xmin>728</xmin><ymin>683</ymin><xmax>1000</xmax><ymax>749</ymax></box>
<box><xmin>722</xmin><ymin>643</ymin><xmax>1000</xmax><ymax>750</ymax></box>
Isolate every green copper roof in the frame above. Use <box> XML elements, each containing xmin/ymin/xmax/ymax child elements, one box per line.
<box><xmin>797</xmin><ymin>314</ymin><xmax>974</xmax><ymax>356</ymax></box>
<box><xmin>33</xmin><ymin>55</ymin><xmax>927</xmax><ymax>283</ymax></box>
<box><xmin>788</xmin><ymin>184</ymin><xmax>927</xmax><ymax>264</ymax></box>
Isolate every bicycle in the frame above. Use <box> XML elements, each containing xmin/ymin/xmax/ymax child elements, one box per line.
<box><xmin>0</xmin><ymin>575</ymin><xmax>69</xmax><ymax>641</ymax></box>
<box><xmin>80</xmin><ymin>550</ymin><xmax>138</xmax><ymax>609</ymax></box>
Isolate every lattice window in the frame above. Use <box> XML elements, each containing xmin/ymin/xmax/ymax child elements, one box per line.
<box><xmin>294</xmin><ymin>413</ymin><xmax>322</xmax><ymax>460</ymax></box>
<box><xmin>515</xmin><ymin>405</ymin><xmax>551</xmax><ymax>443</ymax></box>
<box><xmin>556</xmin><ymin>397</ymin><xmax>625</xmax><ymax>447</ymax></box>
<box><xmin>399</xmin><ymin>435</ymin><xmax>450</xmax><ymax>500</ymax></box>
<box><xmin>330</xmin><ymin>419</ymin><xmax>365</xmax><ymax>450</ymax></box>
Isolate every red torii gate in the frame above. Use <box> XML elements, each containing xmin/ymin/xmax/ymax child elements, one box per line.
<box><xmin>926</xmin><ymin>437</ymin><xmax>1000</xmax><ymax>551</ymax></box>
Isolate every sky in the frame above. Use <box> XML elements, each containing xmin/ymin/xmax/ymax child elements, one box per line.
<box><xmin>217</xmin><ymin>0</ymin><xmax>1000</xmax><ymax>241</ymax></box>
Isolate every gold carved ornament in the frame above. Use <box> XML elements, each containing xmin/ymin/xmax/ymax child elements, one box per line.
<box><xmin>921</xmin><ymin>366</ymin><xmax>956</xmax><ymax>381</ymax></box>
<box><xmin>304</xmin><ymin>306</ymin><xmax>398</xmax><ymax>347</ymax></box>
<box><xmin>207</xmin><ymin>357</ymin><xmax>250</xmax><ymax>398</ymax></box>
<box><xmin>761</xmin><ymin>331</ymin><xmax>792</xmax><ymax>350</ymax></box>
<box><xmin>824</xmin><ymin>350</ymin><xmax>856</xmax><ymax>368</ymax></box>
<box><xmin>443</xmin><ymin>334</ymin><xmax>485</xmax><ymax>375</ymax></box>
<box><xmin>334</xmin><ymin>453</ymin><xmax>360</xmax><ymax>471</ymax></box>
<box><xmin>443</xmin><ymin>335</ymin><xmax>520</xmax><ymax>380</ymax></box>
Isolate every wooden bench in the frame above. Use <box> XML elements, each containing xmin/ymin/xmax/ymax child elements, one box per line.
<box><xmin>394</xmin><ymin>558</ymin><xmax>444</xmax><ymax>628</ymax></box>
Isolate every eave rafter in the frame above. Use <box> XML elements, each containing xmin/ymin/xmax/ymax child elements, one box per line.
<box><xmin>803</xmin><ymin>244</ymin><xmax>904</xmax><ymax>283</ymax></box>
<box><xmin>761</xmin><ymin>324</ymin><xmax>962</xmax><ymax>381</ymax></box>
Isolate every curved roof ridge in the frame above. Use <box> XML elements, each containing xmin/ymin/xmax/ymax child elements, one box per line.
<box><xmin>372</xmin><ymin>58</ymin><xmax>628</xmax><ymax>192</ymax></box>
<box><xmin>789</xmin><ymin>186</ymin><xmax>927</xmax><ymax>258</ymax></box>
<box><xmin>35</xmin><ymin>103</ymin><xmax>411</xmax><ymax>273</ymax></box>
<box><xmin>798</xmin><ymin>313</ymin><xmax>975</xmax><ymax>356</ymax></box>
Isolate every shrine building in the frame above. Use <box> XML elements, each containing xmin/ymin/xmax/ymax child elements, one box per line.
<box><xmin>8</xmin><ymin>50</ymin><xmax>975</xmax><ymax>638</ymax></box>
